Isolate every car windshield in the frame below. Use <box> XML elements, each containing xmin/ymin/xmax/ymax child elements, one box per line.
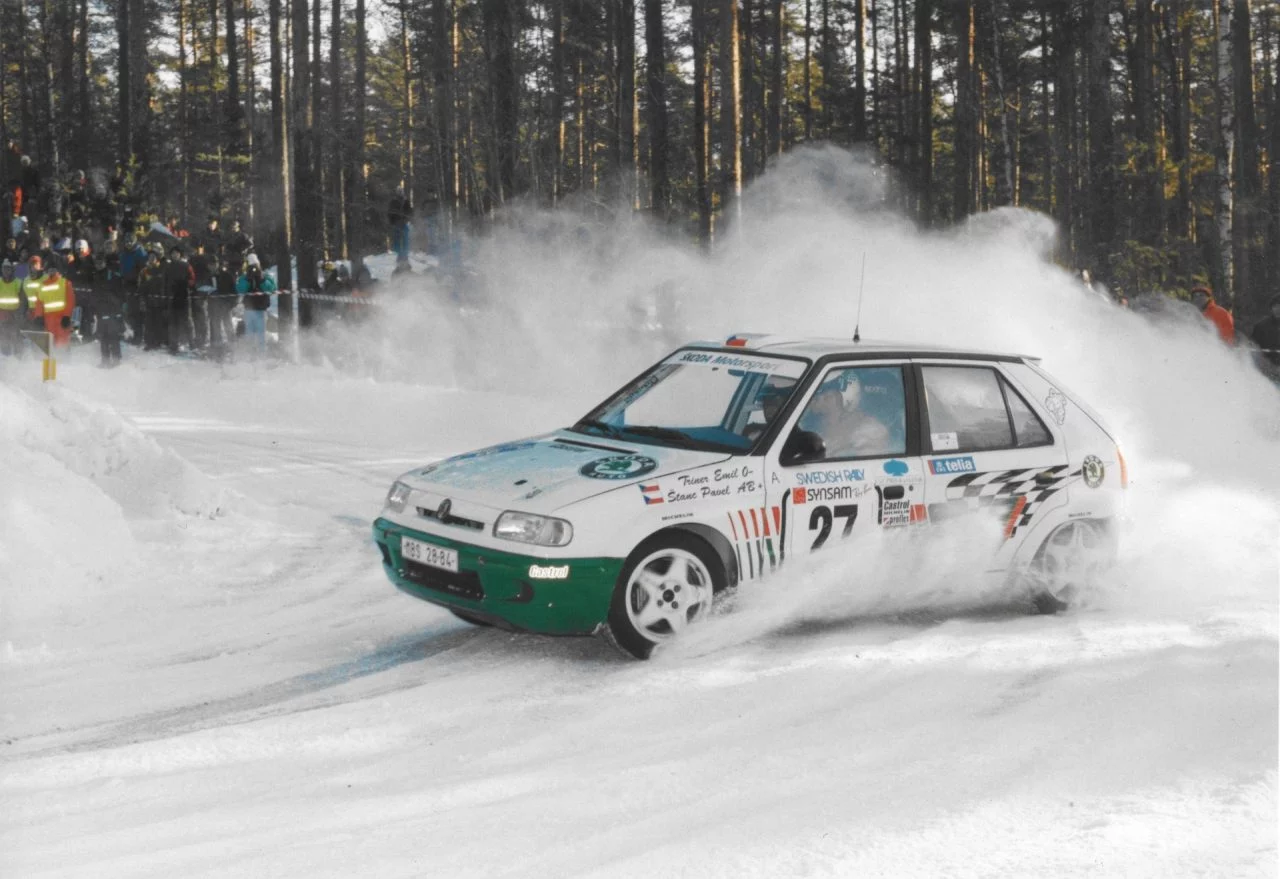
<box><xmin>573</xmin><ymin>349</ymin><xmax>810</xmax><ymax>453</ymax></box>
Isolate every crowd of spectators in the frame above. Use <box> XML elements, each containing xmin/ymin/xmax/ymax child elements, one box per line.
<box><xmin>0</xmin><ymin>144</ymin><xmax>381</xmax><ymax>367</ymax></box>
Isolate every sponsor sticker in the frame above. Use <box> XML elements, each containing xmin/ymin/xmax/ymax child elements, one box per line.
<box><xmin>883</xmin><ymin>459</ymin><xmax>910</xmax><ymax>477</ymax></box>
<box><xmin>580</xmin><ymin>454</ymin><xmax>659</xmax><ymax>480</ymax></box>
<box><xmin>931</xmin><ymin>431</ymin><xmax>958</xmax><ymax>451</ymax></box>
<box><xmin>1082</xmin><ymin>454</ymin><xmax>1105</xmax><ymax>489</ymax></box>
<box><xmin>796</xmin><ymin>468</ymin><xmax>865</xmax><ymax>485</ymax></box>
<box><xmin>528</xmin><ymin>564</ymin><xmax>571</xmax><ymax>580</ymax></box>
<box><xmin>1044</xmin><ymin>388</ymin><xmax>1068</xmax><ymax>425</ymax></box>
<box><xmin>929</xmin><ymin>456</ymin><xmax>977</xmax><ymax>475</ymax></box>
<box><xmin>667</xmin><ymin>350</ymin><xmax>808</xmax><ymax>378</ymax></box>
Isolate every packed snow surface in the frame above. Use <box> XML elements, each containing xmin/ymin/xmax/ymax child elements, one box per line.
<box><xmin>2</xmin><ymin>151</ymin><xmax>1276</xmax><ymax>877</ymax></box>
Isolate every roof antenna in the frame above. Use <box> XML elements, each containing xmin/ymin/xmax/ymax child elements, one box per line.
<box><xmin>853</xmin><ymin>252</ymin><xmax>867</xmax><ymax>343</ymax></box>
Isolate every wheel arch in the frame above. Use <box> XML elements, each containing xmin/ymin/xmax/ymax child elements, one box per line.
<box><xmin>632</xmin><ymin>523</ymin><xmax>739</xmax><ymax>590</ymax></box>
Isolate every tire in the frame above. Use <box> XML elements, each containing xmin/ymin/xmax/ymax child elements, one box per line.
<box><xmin>449</xmin><ymin>608</ymin><xmax>493</xmax><ymax>628</ymax></box>
<box><xmin>606</xmin><ymin>532</ymin><xmax>725</xmax><ymax>660</ymax></box>
<box><xmin>1027</xmin><ymin>519</ymin><xmax>1115</xmax><ymax>614</ymax></box>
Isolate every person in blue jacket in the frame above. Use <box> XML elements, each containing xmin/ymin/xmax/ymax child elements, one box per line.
<box><xmin>235</xmin><ymin>252</ymin><xmax>276</xmax><ymax>357</ymax></box>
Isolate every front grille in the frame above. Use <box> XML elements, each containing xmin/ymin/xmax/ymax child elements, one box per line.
<box><xmin>416</xmin><ymin>506</ymin><xmax>485</xmax><ymax>531</ymax></box>
<box><xmin>401</xmin><ymin>561</ymin><xmax>485</xmax><ymax>600</ymax></box>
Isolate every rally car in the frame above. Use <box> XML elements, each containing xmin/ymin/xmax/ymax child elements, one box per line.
<box><xmin>373</xmin><ymin>334</ymin><xmax>1126</xmax><ymax>658</ymax></box>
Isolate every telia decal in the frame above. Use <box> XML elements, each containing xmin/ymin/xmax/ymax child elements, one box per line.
<box><xmin>928</xmin><ymin>456</ymin><xmax>977</xmax><ymax>475</ymax></box>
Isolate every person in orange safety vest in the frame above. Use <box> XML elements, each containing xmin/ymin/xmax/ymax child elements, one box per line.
<box><xmin>22</xmin><ymin>253</ymin><xmax>76</xmax><ymax>347</ymax></box>
<box><xmin>1190</xmin><ymin>286</ymin><xmax>1235</xmax><ymax>345</ymax></box>
<box><xmin>0</xmin><ymin>258</ymin><xmax>27</xmax><ymax>356</ymax></box>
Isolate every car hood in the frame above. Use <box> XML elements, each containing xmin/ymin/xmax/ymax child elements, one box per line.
<box><xmin>401</xmin><ymin>432</ymin><xmax>731</xmax><ymax>511</ymax></box>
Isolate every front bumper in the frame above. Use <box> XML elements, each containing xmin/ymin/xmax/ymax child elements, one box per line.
<box><xmin>372</xmin><ymin>517</ymin><xmax>623</xmax><ymax>635</ymax></box>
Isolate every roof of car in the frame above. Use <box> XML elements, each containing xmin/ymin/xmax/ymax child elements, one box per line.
<box><xmin>691</xmin><ymin>333</ymin><xmax>1037</xmax><ymax>363</ymax></box>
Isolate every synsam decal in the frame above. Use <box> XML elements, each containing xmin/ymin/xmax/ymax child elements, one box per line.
<box><xmin>797</xmin><ymin>485</ymin><xmax>860</xmax><ymax>504</ymax></box>
<box><xmin>796</xmin><ymin>468</ymin><xmax>865</xmax><ymax>485</ymax></box>
<box><xmin>929</xmin><ymin>456</ymin><xmax>977</xmax><ymax>475</ymax></box>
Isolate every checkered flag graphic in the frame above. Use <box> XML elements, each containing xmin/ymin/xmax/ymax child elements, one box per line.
<box><xmin>943</xmin><ymin>465</ymin><xmax>1081</xmax><ymax>537</ymax></box>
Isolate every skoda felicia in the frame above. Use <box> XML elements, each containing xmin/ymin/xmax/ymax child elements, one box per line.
<box><xmin>373</xmin><ymin>334</ymin><xmax>1125</xmax><ymax>658</ymax></box>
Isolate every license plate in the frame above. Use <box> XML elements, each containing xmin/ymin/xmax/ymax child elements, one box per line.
<box><xmin>401</xmin><ymin>536</ymin><xmax>459</xmax><ymax>572</ymax></box>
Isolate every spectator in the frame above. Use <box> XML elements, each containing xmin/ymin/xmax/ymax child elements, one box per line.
<box><xmin>22</xmin><ymin>254</ymin><xmax>75</xmax><ymax>348</ymax></box>
<box><xmin>388</xmin><ymin>184</ymin><xmax>412</xmax><ymax>269</ymax></box>
<box><xmin>1190</xmin><ymin>286</ymin><xmax>1235</xmax><ymax>345</ymax></box>
<box><xmin>139</xmin><ymin>243</ymin><xmax>168</xmax><ymax>350</ymax></box>
<box><xmin>209</xmin><ymin>255</ymin><xmax>237</xmax><ymax>360</ymax></box>
<box><xmin>164</xmin><ymin>243</ymin><xmax>195</xmax><ymax>354</ymax></box>
<box><xmin>0</xmin><ymin>258</ymin><xmax>27</xmax><ymax>356</ymax></box>
<box><xmin>236</xmin><ymin>252</ymin><xmax>276</xmax><ymax>357</ymax></box>
<box><xmin>224</xmin><ymin>219</ymin><xmax>253</xmax><ymax>268</ymax></box>
<box><xmin>1251</xmin><ymin>295</ymin><xmax>1280</xmax><ymax>372</ymax></box>
<box><xmin>190</xmin><ymin>241</ymin><xmax>217</xmax><ymax>350</ymax></box>
<box><xmin>200</xmin><ymin>216</ymin><xmax>223</xmax><ymax>257</ymax></box>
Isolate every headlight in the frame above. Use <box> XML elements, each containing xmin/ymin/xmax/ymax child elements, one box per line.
<box><xmin>493</xmin><ymin>511</ymin><xmax>574</xmax><ymax>547</ymax></box>
<box><xmin>385</xmin><ymin>481</ymin><xmax>412</xmax><ymax>513</ymax></box>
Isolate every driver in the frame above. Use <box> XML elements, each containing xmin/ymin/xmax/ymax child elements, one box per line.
<box><xmin>743</xmin><ymin>377</ymin><xmax>794</xmax><ymax>442</ymax></box>
<box><xmin>800</xmin><ymin>374</ymin><xmax>892</xmax><ymax>458</ymax></box>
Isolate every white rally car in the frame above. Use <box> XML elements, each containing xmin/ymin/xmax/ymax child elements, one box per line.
<box><xmin>373</xmin><ymin>334</ymin><xmax>1126</xmax><ymax>658</ymax></box>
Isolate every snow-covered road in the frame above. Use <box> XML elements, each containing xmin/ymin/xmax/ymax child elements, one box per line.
<box><xmin>2</xmin><ymin>348</ymin><xmax>1275</xmax><ymax>878</ymax></box>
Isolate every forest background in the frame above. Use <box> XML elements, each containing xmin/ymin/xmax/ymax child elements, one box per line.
<box><xmin>2</xmin><ymin>0</ymin><xmax>1276</xmax><ymax>322</ymax></box>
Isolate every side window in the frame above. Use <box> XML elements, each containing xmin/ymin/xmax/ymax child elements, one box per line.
<box><xmin>1001</xmin><ymin>377</ymin><xmax>1053</xmax><ymax>447</ymax></box>
<box><xmin>796</xmin><ymin>366</ymin><xmax>907</xmax><ymax>459</ymax></box>
<box><xmin>922</xmin><ymin>366</ymin><xmax>1013</xmax><ymax>452</ymax></box>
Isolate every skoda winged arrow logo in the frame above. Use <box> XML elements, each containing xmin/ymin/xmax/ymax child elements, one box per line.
<box><xmin>437</xmin><ymin>499</ymin><xmax>452</xmax><ymax>523</ymax></box>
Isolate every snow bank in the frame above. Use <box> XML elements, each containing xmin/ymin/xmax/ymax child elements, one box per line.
<box><xmin>0</xmin><ymin>371</ymin><xmax>234</xmax><ymax>634</ymax></box>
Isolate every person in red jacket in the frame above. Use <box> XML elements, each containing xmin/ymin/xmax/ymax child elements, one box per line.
<box><xmin>1190</xmin><ymin>286</ymin><xmax>1235</xmax><ymax>345</ymax></box>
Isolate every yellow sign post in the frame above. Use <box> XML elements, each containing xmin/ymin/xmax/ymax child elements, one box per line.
<box><xmin>21</xmin><ymin>330</ymin><xmax>55</xmax><ymax>381</ymax></box>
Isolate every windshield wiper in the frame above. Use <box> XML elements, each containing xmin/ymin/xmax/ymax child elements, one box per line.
<box><xmin>573</xmin><ymin>418</ymin><xmax>625</xmax><ymax>438</ymax></box>
<box><xmin>620</xmin><ymin>425</ymin><xmax>704</xmax><ymax>449</ymax></box>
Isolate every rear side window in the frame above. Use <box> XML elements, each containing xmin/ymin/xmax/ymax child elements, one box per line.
<box><xmin>922</xmin><ymin>366</ymin><xmax>1012</xmax><ymax>452</ymax></box>
<box><xmin>1002</xmin><ymin>377</ymin><xmax>1053</xmax><ymax>447</ymax></box>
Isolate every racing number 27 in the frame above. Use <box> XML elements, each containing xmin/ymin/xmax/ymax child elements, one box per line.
<box><xmin>809</xmin><ymin>504</ymin><xmax>858</xmax><ymax>550</ymax></box>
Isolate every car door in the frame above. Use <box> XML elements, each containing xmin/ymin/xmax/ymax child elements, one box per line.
<box><xmin>763</xmin><ymin>360</ymin><xmax>925</xmax><ymax>561</ymax></box>
<box><xmin>914</xmin><ymin>360</ymin><xmax>1069</xmax><ymax>564</ymax></box>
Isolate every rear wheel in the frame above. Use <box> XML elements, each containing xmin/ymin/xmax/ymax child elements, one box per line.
<box><xmin>606</xmin><ymin>533</ymin><xmax>724</xmax><ymax>659</ymax></box>
<box><xmin>1028</xmin><ymin>519</ymin><xmax>1114</xmax><ymax>614</ymax></box>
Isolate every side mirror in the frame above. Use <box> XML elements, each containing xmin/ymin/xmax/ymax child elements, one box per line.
<box><xmin>780</xmin><ymin>429</ymin><xmax>825</xmax><ymax>466</ymax></box>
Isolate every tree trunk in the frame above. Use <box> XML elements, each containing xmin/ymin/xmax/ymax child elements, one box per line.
<box><xmin>1086</xmin><ymin>0</ymin><xmax>1117</xmax><ymax>280</ymax></box>
<box><xmin>693</xmin><ymin>0</ymin><xmax>713</xmax><ymax>242</ymax></box>
<box><xmin>852</xmin><ymin>0</ymin><xmax>867</xmax><ymax>142</ymax></box>
<box><xmin>269</xmin><ymin>0</ymin><xmax>292</xmax><ymax>292</ymax></box>
<box><xmin>618</xmin><ymin>0</ymin><xmax>637</xmax><ymax>207</ymax></box>
<box><xmin>1212</xmin><ymin>0</ymin><xmax>1234</xmax><ymax>303</ymax></box>
<box><xmin>353</xmin><ymin>0</ymin><xmax>368</xmax><ymax>273</ymax></box>
<box><xmin>244</xmin><ymin>0</ymin><xmax>257</xmax><ymax>236</ymax></box>
<box><xmin>644</xmin><ymin>0</ymin><xmax>669</xmax><ymax>215</ymax></box>
<box><xmin>768</xmin><ymin>0</ymin><xmax>783</xmax><ymax>157</ymax></box>
<box><xmin>988</xmin><ymin>2</ymin><xmax>1014</xmax><ymax>208</ymax></box>
<box><xmin>484</xmin><ymin>0</ymin><xmax>518</xmax><ymax>205</ymax></box>
<box><xmin>915</xmin><ymin>0</ymin><xmax>932</xmax><ymax>222</ymax></box>
<box><xmin>293</xmin><ymin>0</ymin><xmax>318</xmax><ymax>307</ymax></box>
<box><xmin>76</xmin><ymin>0</ymin><xmax>91</xmax><ymax>173</ymax></box>
<box><xmin>803</xmin><ymin>0</ymin><xmax>811</xmax><ymax>139</ymax></box>
<box><xmin>178</xmin><ymin>0</ymin><xmax>190</xmax><ymax>215</ymax></box>
<box><xmin>331</xmin><ymin>0</ymin><xmax>346</xmax><ymax>258</ymax></box>
<box><xmin>225</xmin><ymin>0</ymin><xmax>241</xmax><ymax>152</ymax></box>
<box><xmin>1231</xmin><ymin>0</ymin><xmax>1258</xmax><ymax>316</ymax></box>
<box><xmin>954</xmin><ymin>0</ymin><xmax>975</xmax><ymax>220</ymax></box>
<box><xmin>720</xmin><ymin>0</ymin><xmax>743</xmax><ymax>221</ymax></box>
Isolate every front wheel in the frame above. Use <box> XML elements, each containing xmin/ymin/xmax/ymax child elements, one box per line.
<box><xmin>1027</xmin><ymin>519</ymin><xmax>1115</xmax><ymax>614</ymax></box>
<box><xmin>606</xmin><ymin>533</ymin><xmax>724</xmax><ymax>659</ymax></box>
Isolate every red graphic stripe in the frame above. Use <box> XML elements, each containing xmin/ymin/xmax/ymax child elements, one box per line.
<box><xmin>761</xmin><ymin>508</ymin><xmax>772</xmax><ymax>537</ymax></box>
<box><xmin>748</xmin><ymin>508</ymin><xmax>760</xmax><ymax>538</ymax></box>
<box><xmin>1003</xmin><ymin>496</ymin><xmax>1028</xmax><ymax>540</ymax></box>
<box><xmin>727</xmin><ymin>513</ymin><xmax>739</xmax><ymax>541</ymax></box>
